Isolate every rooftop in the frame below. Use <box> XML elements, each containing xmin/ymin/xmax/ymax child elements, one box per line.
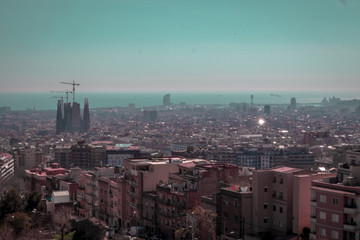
<box><xmin>271</xmin><ymin>166</ymin><xmax>303</xmax><ymax>174</ymax></box>
<box><xmin>52</xmin><ymin>190</ymin><xmax>70</xmax><ymax>197</ymax></box>
<box><xmin>0</xmin><ymin>153</ymin><xmax>12</xmax><ymax>164</ymax></box>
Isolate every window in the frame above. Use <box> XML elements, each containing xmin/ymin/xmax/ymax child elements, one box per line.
<box><xmin>273</xmin><ymin>177</ymin><xmax>276</xmax><ymax>183</ymax></box>
<box><xmin>223</xmin><ymin>200</ymin><xmax>228</xmax><ymax>206</ymax></box>
<box><xmin>264</xmin><ymin>187</ymin><xmax>268</xmax><ymax>192</ymax></box>
<box><xmin>320</xmin><ymin>211</ymin><xmax>326</xmax><ymax>220</ymax></box>
<box><xmin>273</xmin><ymin>206</ymin><xmax>276</xmax><ymax>212</ymax></box>
<box><xmin>234</xmin><ymin>201</ymin><xmax>238</xmax><ymax>207</ymax></box>
<box><xmin>264</xmin><ymin>218</ymin><xmax>268</xmax><ymax>223</ymax></box>
<box><xmin>223</xmin><ymin>212</ymin><xmax>228</xmax><ymax>218</ymax></box>
<box><xmin>279</xmin><ymin>192</ymin><xmax>283</xmax><ymax>199</ymax></box>
<box><xmin>280</xmin><ymin>207</ymin><xmax>283</xmax><ymax>213</ymax></box>
<box><xmin>331</xmin><ymin>230</ymin><xmax>339</xmax><ymax>239</ymax></box>
<box><xmin>332</xmin><ymin>197</ymin><xmax>339</xmax><ymax>205</ymax></box>
<box><xmin>264</xmin><ymin>203</ymin><xmax>268</xmax><ymax>209</ymax></box>
<box><xmin>319</xmin><ymin>227</ymin><xmax>326</xmax><ymax>237</ymax></box>
<box><xmin>320</xmin><ymin>194</ymin><xmax>327</xmax><ymax>203</ymax></box>
<box><xmin>332</xmin><ymin>213</ymin><xmax>339</xmax><ymax>223</ymax></box>
<box><xmin>280</xmin><ymin>178</ymin><xmax>284</xmax><ymax>184</ymax></box>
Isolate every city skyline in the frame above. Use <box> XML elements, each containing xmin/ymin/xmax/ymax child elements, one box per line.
<box><xmin>1</xmin><ymin>0</ymin><xmax>360</xmax><ymax>92</ymax></box>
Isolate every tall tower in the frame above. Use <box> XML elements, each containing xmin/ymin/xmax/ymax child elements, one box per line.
<box><xmin>56</xmin><ymin>100</ymin><xmax>63</xmax><ymax>134</ymax></box>
<box><xmin>251</xmin><ymin>94</ymin><xmax>254</xmax><ymax>108</ymax></box>
<box><xmin>83</xmin><ymin>98</ymin><xmax>90</xmax><ymax>132</ymax></box>
<box><xmin>63</xmin><ymin>102</ymin><xmax>72</xmax><ymax>132</ymax></box>
<box><xmin>264</xmin><ymin>105</ymin><xmax>270</xmax><ymax>114</ymax></box>
<box><xmin>290</xmin><ymin>97</ymin><xmax>296</xmax><ymax>110</ymax></box>
<box><xmin>163</xmin><ymin>93</ymin><xmax>171</xmax><ymax>106</ymax></box>
<box><xmin>71</xmin><ymin>102</ymin><xmax>81</xmax><ymax>132</ymax></box>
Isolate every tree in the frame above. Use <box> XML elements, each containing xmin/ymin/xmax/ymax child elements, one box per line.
<box><xmin>24</xmin><ymin>191</ymin><xmax>43</xmax><ymax>213</ymax></box>
<box><xmin>191</xmin><ymin>206</ymin><xmax>217</xmax><ymax>240</ymax></box>
<box><xmin>53</xmin><ymin>231</ymin><xmax>75</xmax><ymax>240</ymax></box>
<box><xmin>175</xmin><ymin>206</ymin><xmax>217</xmax><ymax>240</ymax></box>
<box><xmin>0</xmin><ymin>188</ymin><xmax>24</xmax><ymax>221</ymax></box>
<box><xmin>298</xmin><ymin>227</ymin><xmax>311</xmax><ymax>240</ymax></box>
<box><xmin>5</xmin><ymin>212</ymin><xmax>31</xmax><ymax>236</ymax></box>
<box><xmin>52</xmin><ymin>205</ymin><xmax>74</xmax><ymax>240</ymax></box>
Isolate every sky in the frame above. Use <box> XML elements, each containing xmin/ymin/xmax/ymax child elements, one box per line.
<box><xmin>0</xmin><ymin>0</ymin><xmax>359</xmax><ymax>92</ymax></box>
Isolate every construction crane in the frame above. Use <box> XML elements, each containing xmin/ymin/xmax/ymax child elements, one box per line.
<box><xmin>50</xmin><ymin>90</ymin><xmax>72</xmax><ymax>103</ymax></box>
<box><xmin>60</xmin><ymin>80</ymin><xmax>80</xmax><ymax>103</ymax></box>
<box><xmin>51</xmin><ymin>96</ymin><xmax>64</xmax><ymax>101</ymax></box>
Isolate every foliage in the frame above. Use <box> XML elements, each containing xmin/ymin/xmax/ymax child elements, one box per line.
<box><xmin>5</xmin><ymin>212</ymin><xmax>31</xmax><ymax>236</ymax></box>
<box><xmin>191</xmin><ymin>206</ymin><xmax>217</xmax><ymax>240</ymax></box>
<box><xmin>175</xmin><ymin>206</ymin><xmax>217</xmax><ymax>240</ymax></box>
<box><xmin>299</xmin><ymin>227</ymin><xmax>311</xmax><ymax>240</ymax></box>
<box><xmin>0</xmin><ymin>188</ymin><xmax>24</xmax><ymax>221</ymax></box>
<box><xmin>24</xmin><ymin>191</ymin><xmax>43</xmax><ymax>213</ymax></box>
<box><xmin>53</xmin><ymin>231</ymin><xmax>75</xmax><ymax>240</ymax></box>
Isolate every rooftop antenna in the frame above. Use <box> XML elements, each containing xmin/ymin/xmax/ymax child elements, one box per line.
<box><xmin>60</xmin><ymin>80</ymin><xmax>80</xmax><ymax>103</ymax></box>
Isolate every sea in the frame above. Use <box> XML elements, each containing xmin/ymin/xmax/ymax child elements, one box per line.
<box><xmin>0</xmin><ymin>91</ymin><xmax>359</xmax><ymax>111</ymax></box>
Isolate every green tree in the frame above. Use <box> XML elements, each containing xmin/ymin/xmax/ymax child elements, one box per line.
<box><xmin>0</xmin><ymin>188</ymin><xmax>24</xmax><ymax>221</ymax></box>
<box><xmin>24</xmin><ymin>191</ymin><xmax>43</xmax><ymax>213</ymax></box>
<box><xmin>5</xmin><ymin>212</ymin><xmax>31</xmax><ymax>236</ymax></box>
<box><xmin>53</xmin><ymin>231</ymin><xmax>75</xmax><ymax>240</ymax></box>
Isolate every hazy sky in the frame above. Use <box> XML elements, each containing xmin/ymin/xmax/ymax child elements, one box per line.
<box><xmin>0</xmin><ymin>0</ymin><xmax>359</xmax><ymax>92</ymax></box>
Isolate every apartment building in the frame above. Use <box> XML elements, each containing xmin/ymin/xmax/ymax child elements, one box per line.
<box><xmin>310</xmin><ymin>150</ymin><xmax>360</xmax><ymax>240</ymax></box>
<box><xmin>252</xmin><ymin>166</ymin><xmax>334</xmax><ymax>237</ymax></box>
<box><xmin>123</xmin><ymin>158</ymin><xmax>182</xmax><ymax>227</ymax></box>
<box><xmin>0</xmin><ymin>153</ymin><xmax>14</xmax><ymax>183</ymax></box>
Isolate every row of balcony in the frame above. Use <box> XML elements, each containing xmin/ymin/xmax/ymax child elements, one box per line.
<box><xmin>157</xmin><ymin>209</ymin><xmax>184</xmax><ymax>219</ymax></box>
<box><xmin>157</xmin><ymin>198</ymin><xmax>185</xmax><ymax>208</ymax></box>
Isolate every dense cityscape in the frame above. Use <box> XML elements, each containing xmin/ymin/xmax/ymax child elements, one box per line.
<box><xmin>1</xmin><ymin>91</ymin><xmax>360</xmax><ymax>240</ymax></box>
<box><xmin>1</xmin><ymin>0</ymin><xmax>360</xmax><ymax>239</ymax></box>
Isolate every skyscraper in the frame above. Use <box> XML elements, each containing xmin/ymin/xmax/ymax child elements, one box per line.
<box><xmin>264</xmin><ymin>105</ymin><xmax>270</xmax><ymax>114</ymax></box>
<box><xmin>290</xmin><ymin>97</ymin><xmax>296</xmax><ymax>110</ymax></box>
<box><xmin>163</xmin><ymin>93</ymin><xmax>171</xmax><ymax>106</ymax></box>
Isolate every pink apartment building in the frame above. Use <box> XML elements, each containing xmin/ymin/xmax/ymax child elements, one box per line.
<box><xmin>252</xmin><ymin>166</ymin><xmax>335</xmax><ymax>237</ymax></box>
<box><xmin>310</xmin><ymin>150</ymin><xmax>360</xmax><ymax>240</ymax></box>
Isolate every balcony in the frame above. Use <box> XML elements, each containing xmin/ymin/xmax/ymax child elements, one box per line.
<box><xmin>157</xmin><ymin>198</ymin><xmax>171</xmax><ymax>206</ymax></box>
<box><xmin>344</xmin><ymin>222</ymin><xmax>357</xmax><ymax>232</ymax></box>
<box><xmin>129</xmin><ymin>180</ymin><xmax>138</xmax><ymax>187</ymax></box>
<box><xmin>344</xmin><ymin>204</ymin><xmax>359</xmax><ymax>214</ymax></box>
<box><xmin>310</xmin><ymin>200</ymin><xmax>317</xmax><ymax>207</ymax></box>
<box><xmin>157</xmin><ymin>209</ymin><xmax>171</xmax><ymax>218</ymax></box>
<box><xmin>128</xmin><ymin>201</ymin><xmax>138</xmax><ymax>209</ymax></box>
<box><xmin>128</xmin><ymin>191</ymin><xmax>138</xmax><ymax>198</ymax></box>
<box><xmin>171</xmin><ymin>201</ymin><xmax>185</xmax><ymax>208</ymax></box>
<box><xmin>272</xmin><ymin>193</ymin><xmax>285</xmax><ymax>202</ymax></box>
<box><xmin>310</xmin><ymin>215</ymin><xmax>316</xmax><ymax>223</ymax></box>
